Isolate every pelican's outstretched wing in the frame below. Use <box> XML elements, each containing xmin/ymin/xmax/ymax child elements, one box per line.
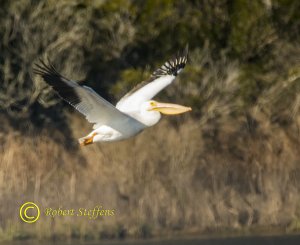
<box><xmin>116</xmin><ymin>46</ymin><xmax>188</xmax><ymax>110</ymax></box>
<box><xmin>33</xmin><ymin>60</ymin><xmax>145</xmax><ymax>134</ymax></box>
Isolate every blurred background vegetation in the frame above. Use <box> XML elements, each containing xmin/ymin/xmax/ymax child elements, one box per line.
<box><xmin>1</xmin><ymin>0</ymin><xmax>300</xmax><ymax>242</ymax></box>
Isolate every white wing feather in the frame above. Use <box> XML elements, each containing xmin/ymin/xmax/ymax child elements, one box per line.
<box><xmin>74</xmin><ymin>86</ymin><xmax>145</xmax><ymax>135</ymax></box>
<box><xmin>116</xmin><ymin>75</ymin><xmax>175</xmax><ymax>111</ymax></box>
<box><xmin>34</xmin><ymin>61</ymin><xmax>145</xmax><ymax>136</ymax></box>
<box><xmin>116</xmin><ymin>46</ymin><xmax>188</xmax><ymax>111</ymax></box>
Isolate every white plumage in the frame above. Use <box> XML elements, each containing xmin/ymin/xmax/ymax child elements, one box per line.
<box><xmin>34</xmin><ymin>46</ymin><xmax>191</xmax><ymax>145</ymax></box>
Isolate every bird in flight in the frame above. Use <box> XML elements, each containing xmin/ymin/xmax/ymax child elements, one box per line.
<box><xmin>34</xmin><ymin>47</ymin><xmax>191</xmax><ymax>146</ymax></box>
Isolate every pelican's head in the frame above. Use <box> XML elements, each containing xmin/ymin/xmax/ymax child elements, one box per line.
<box><xmin>139</xmin><ymin>100</ymin><xmax>192</xmax><ymax>126</ymax></box>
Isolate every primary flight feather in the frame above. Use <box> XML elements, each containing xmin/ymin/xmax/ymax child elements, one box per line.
<box><xmin>34</xmin><ymin>47</ymin><xmax>191</xmax><ymax>146</ymax></box>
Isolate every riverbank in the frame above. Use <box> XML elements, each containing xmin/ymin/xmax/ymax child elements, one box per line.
<box><xmin>3</xmin><ymin>228</ymin><xmax>300</xmax><ymax>245</ymax></box>
<box><xmin>1</xmin><ymin>113</ymin><xmax>300</xmax><ymax>242</ymax></box>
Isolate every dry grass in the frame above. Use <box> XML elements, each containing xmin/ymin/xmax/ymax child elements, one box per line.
<box><xmin>1</xmin><ymin>108</ymin><xmax>300</xmax><ymax>241</ymax></box>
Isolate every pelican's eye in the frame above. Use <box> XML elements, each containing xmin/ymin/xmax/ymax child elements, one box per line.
<box><xmin>150</xmin><ymin>101</ymin><xmax>156</xmax><ymax>107</ymax></box>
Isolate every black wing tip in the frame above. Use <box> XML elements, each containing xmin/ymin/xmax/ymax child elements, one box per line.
<box><xmin>34</xmin><ymin>58</ymin><xmax>82</xmax><ymax>106</ymax></box>
<box><xmin>33</xmin><ymin>58</ymin><xmax>70</xmax><ymax>90</ymax></box>
<box><xmin>152</xmin><ymin>45</ymin><xmax>189</xmax><ymax>78</ymax></box>
<box><xmin>33</xmin><ymin>58</ymin><xmax>59</xmax><ymax>77</ymax></box>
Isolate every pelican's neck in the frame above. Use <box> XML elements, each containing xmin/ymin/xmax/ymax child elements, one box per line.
<box><xmin>138</xmin><ymin>110</ymin><xmax>161</xmax><ymax>127</ymax></box>
<box><xmin>121</xmin><ymin>109</ymin><xmax>161</xmax><ymax>127</ymax></box>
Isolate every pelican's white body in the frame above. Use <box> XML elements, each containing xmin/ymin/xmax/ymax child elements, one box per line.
<box><xmin>78</xmin><ymin>75</ymin><xmax>178</xmax><ymax>143</ymax></box>
<box><xmin>84</xmin><ymin>101</ymin><xmax>162</xmax><ymax>142</ymax></box>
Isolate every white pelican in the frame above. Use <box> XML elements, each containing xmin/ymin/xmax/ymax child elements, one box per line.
<box><xmin>34</xmin><ymin>47</ymin><xmax>191</xmax><ymax>146</ymax></box>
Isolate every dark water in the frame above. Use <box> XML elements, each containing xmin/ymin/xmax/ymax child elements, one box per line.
<box><xmin>7</xmin><ymin>234</ymin><xmax>300</xmax><ymax>245</ymax></box>
<box><xmin>102</xmin><ymin>235</ymin><xmax>300</xmax><ymax>245</ymax></box>
<box><xmin>133</xmin><ymin>235</ymin><xmax>300</xmax><ymax>245</ymax></box>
